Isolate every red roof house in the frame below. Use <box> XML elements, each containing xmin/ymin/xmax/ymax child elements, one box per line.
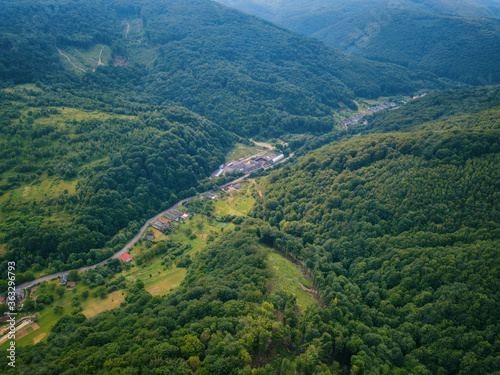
<box><xmin>121</xmin><ymin>253</ymin><xmax>132</xmax><ymax>262</ymax></box>
<box><xmin>159</xmin><ymin>217</ymin><xmax>170</xmax><ymax>224</ymax></box>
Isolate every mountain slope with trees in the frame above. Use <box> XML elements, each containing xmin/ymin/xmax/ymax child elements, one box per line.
<box><xmin>216</xmin><ymin>0</ymin><xmax>500</xmax><ymax>85</ymax></box>
<box><xmin>0</xmin><ymin>0</ymin><xmax>451</xmax><ymax>137</ymax></box>
<box><xmin>0</xmin><ymin>87</ymin><xmax>233</xmax><ymax>279</ymax></box>
<box><xmin>2</xmin><ymin>86</ymin><xmax>499</xmax><ymax>374</ymax></box>
<box><xmin>249</xmin><ymin>86</ymin><xmax>500</xmax><ymax>374</ymax></box>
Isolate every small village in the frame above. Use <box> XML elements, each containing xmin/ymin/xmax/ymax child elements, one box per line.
<box><xmin>137</xmin><ymin>208</ymin><xmax>190</xmax><ymax>252</ymax></box>
<box><xmin>341</xmin><ymin>101</ymin><xmax>398</xmax><ymax>130</ymax></box>
<box><xmin>341</xmin><ymin>94</ymin><xmax>427</xmax><ymax>130</ymax></box>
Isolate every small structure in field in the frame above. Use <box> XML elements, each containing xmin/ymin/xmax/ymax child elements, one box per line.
<box><xmin>121</xmin><ymin>253</ymin><xmax>132</xmax><ymax>262</ymax></box>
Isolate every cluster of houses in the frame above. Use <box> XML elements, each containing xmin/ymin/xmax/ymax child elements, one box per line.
<box><xmin>199</xmin><ymin>191</ymin><xmax>220</xmax><ymax>200</ymax></box>
<box><xmin>220</xmin><ymin>182</ymin><xmax>242</xmax><ymax>194</ymax></box>
<box><xmin>341</xmin><ymin>112</ymin><xmax>368</xmax><ymax>129</ymax></box>
<box><xmin>365</xmin><ymin>102</ymin><xmax>397</xmax><ymax>114</ymax></box>
<box><xmin>59</xmin><ymin>275</ymin><xmax>76</xmax><ymax>288</ymax></box>
<box><xmin>0</xmin><ymin>290</ymin><xmax>24</xmax><ymax>309</ymax></box>
<box><xmin>341</xmin><ymin>102</ymin><xmax>399</xmax><ymax>130</ymax></box>
<box><xmin>147</xmin><ymin>209</ymin><xmax>189</xmax><ymax>235</ymax></box>
<box><xmin>412</xmin><ymin>93</ymin><xmax>427</xmax><ymax>100</ymax></box>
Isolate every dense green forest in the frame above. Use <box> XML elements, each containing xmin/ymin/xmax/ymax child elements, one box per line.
<box><xmin>0</xmin><ymin>222</ymin><xmax>331</xmax><ymax>374</ymax></box>
<box><xmin>216</xmin><ymin>0</ymin><xmax>500</xmax><ymax>85</ymax></box>
<box><xmin>0</xmin><ymin>87</ymin><xmax>233</xmax><ymax>279</ymax></box>
<box><xmin>248</xmin><ymin>88</ymin><xmax>500</xmax><ymax>373</ymax></box>
<box><xmin>0</xmin><ymin>0</ymin><xmax>450</xmax><ymax>137</ymax></box>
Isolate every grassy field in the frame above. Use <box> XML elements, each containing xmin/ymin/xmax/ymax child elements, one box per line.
<box><xmin>265</xmin><ymin>251</ymin><xmax>316</xmax><ymax>313</ymax></box>
<box><xmin>213</xmin><ymin>186</ymin><xmax>256</xmax><ymax>216</ymax></box>
<box><xmin>145</xmin><ymin>268</ymin><xmax>187</xmax><ymax>296</ymax></box>
<box><xmin>31</xmin><ymin>107</ymin><xmax>135</xmax><ymax>130</ymax></box>
<box><xmin>225</xmin><ymin>143</ymin><xmax>264</xmax><ymax>163</ymax></box>
<box><xmin>81</xmin><ymin>290</ymin><xmax>126</xmax><ymax>318</ymax></box>
<box><xmin>250</xmin><ymin>139</ymin><xmax>276</xmax><ymax>150</ymax></box>
<box><xmin>3</xmin><ymin>83</ymin><xmax>43</xmax><ymax>94</ymax></box>
<box><xmin>0</xmin><ymin>178</ymin><xmax>77</xmax><ymax>207</ymax></box>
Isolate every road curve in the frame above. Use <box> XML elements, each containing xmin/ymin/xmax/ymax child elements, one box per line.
<box><xmin>16</xmin><ymin>175</ymin><xmax>250</xmax><ymax>291</ymax></box>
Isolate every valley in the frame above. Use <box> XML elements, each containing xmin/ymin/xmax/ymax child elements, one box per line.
<box><xmin>0</xmin><ymin>0</ymin><xmax>498</xmax><ymax>374</ymax></box>
<box><xmin>0</xmin><ymin>179</ymin><xmax>316</xmax><ymax>351</ymax></box>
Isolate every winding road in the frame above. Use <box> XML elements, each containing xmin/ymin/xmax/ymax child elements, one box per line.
<box><xmin>17</xmin><ymin>175</ymin><xmax>250</xmax><ymax>291</ymax></box>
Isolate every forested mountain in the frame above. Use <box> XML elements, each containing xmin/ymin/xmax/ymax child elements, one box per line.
<box><xmin>2</xmin><ymin>86</ymin><xmax>499</xmax><ymax>374</ymax></box>
<box><xmin>248</xmin><ymin>86</ymin><xmax>500</xmax><ymax>373</ymax></box>
<box><xmin>0</xmin><ymin>0</ymin><xmax>450</xmax><ymax>136</ymax></box>
<box><xmin>366</xmin><ymin>85</ymin><xmax>500</xmax><ymax>133</ymax></box>
<box><xmin>0</xmin><ymin>87</ymin><xmax>233</xmax><ymax>276</ymax></box>
<box><xmin>218</xmin><ymin>0</ymin><xmax>500</xmax><ymax>19</ymax></box>
<box><xmin>216</xmin><ymin>0</ymin><xmax>500</xmax><ymax>85</ymax></box>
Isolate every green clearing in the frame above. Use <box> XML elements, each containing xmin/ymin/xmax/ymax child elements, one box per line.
<box><xmin>225</xmin><ymin>143</ymin><xmax>264</xmax><ymax>163</ymax></box>
<box><xmin>4</xmin><ymin>83</ymin><xmax>43</xmax><ymax>94</ymax></box>
<box><xmin>0</xmin><ymin>178</ymin><xmax>77</xmax><ymax>207</ymax></box>
<box><xmin>359</xmin><ymin>97</ymin><xmax>391</xmax><ymax>106</ymax></box>
<box><xmin>81</xmin><ymin>290</ymin><xmax>126</xmax><ymax>318</ymax></box>
<box><xmin>58</xmin><ymin>44</ymin><xmax>113</xmax><ymax>73</ymax></box>
<box><xmin>122</xmin><ymin>18</ymin><xmax>158</xmax><ymax>67</ymax></box>
<box><xmin>17</xmin><ymin>105</ymin><xmax>136</xmax><ymax>131</ymax></box>
<box><xmin>121</xmin><ymin>250</ymin><xmax>187</xmax><ymax>294</ymax></box>
<box><xmin>145</xmin><ymin>268</ymin><xmax>187</xmax><ymax>296</ymax></box>
<box><xmin>213</xmin><ymin>185</ymin><xmax>256</xmax><ymax>216</ymax></box>
<box><xmin>265</xmin><ymin>250</ymin><xmax>316</xmax><ymax>313</ymax></box>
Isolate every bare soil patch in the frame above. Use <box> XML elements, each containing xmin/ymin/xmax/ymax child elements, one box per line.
<box><xmin>33</xmin><ymin>332</ymin><xmax>47</xmax><ymax>344</ymax></box>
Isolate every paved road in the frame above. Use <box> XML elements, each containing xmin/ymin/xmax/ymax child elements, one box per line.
<box><xmin>16</xmin><ymin>175</ymin><xmax>250</xmax><ymax>291</ymax></box>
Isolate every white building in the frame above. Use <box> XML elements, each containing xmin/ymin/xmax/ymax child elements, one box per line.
<box><xmin>272</xmin><ymin>154</ymin><xmax>285</xmax><ymax>164</ymax></box>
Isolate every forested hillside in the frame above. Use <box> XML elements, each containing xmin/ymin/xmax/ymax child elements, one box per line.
<box><xmin>249</xmin><ymin>87</ymin><xmax>500</xmax><ymax>373</ymax></box>
<box><xmin>366</xmin><ymin>85</ymin><xmax>500</xmax><ymax>133</ymax></box>
<box><xmin>0</xmin><ymin>87</ymin><xmax>233</xmax><ymax>278</ymax></box>
<box><xmin>0</xmin><ymin>222</ymin><xmax>333</xmax><ymax>374</ymax></box>
<box><xmin>216</xmin><ymin>0</ymin><xmax>500</xmax><ymax>85</ymax></box>
<box><xmin>0</xmin><ymin>0</ymin><xmax>455</xmax><ymax>277</ymax></box>
<box><xmin>0</xmin><ymin>0</ymin><xmax>450</xmax><ymax>136</ymax></box>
